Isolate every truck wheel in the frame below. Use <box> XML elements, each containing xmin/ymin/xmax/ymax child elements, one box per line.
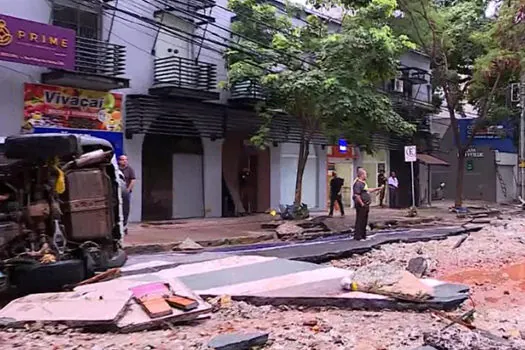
<box><xmin>9</xmin><ymin>259</ymin><xmax>86</xmax><ymax>295</ymax></box>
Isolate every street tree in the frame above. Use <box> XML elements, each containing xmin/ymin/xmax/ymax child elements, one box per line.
<box><xmin>224</xmin><ymin>0</ymin><xmax>416</xmax><ymax>209</ymax></box>
<box><xmin>389</xmin><ymin>0</ymin><xmax>517</xmax><ymax>207</ymax></box>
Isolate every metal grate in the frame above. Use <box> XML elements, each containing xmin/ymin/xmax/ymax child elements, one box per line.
<box><xmin>75</xmin><ymin>37</ymin><xmax>126</xmax><ymax>77</ymax></box>
<box><xmin>153</xmin><ymin>56</ymin><xmax>217</xmax><ymax>91</ymax></box>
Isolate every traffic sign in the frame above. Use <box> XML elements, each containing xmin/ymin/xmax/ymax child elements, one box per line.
<box><xmin>404</xmin><ymin>145</ymin><xmax>417</xmax><ymax>162</ymax></box>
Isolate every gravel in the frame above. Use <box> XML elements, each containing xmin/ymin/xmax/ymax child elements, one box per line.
<box><xmin>1</xmin><ymin>215</ymin><xmax>525</xmax><ymax>349</ymax></box>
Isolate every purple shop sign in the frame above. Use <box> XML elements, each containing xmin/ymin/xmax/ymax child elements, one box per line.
<box><xmin>0</xmin><ymin>14</ymin><xmax>76</xmax><ymax>70</ymax></box>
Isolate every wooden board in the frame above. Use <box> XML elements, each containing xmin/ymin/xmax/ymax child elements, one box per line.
<box><xmin>0</xmin><ymin>289</ymin><xmax>131</xmax><ymax>326</ymax></box>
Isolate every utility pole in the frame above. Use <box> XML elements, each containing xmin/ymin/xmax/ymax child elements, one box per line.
<box><xmin>519</xmin><ymin>70</ymin><xmax>525</xmax><ymax>200</ymax></box>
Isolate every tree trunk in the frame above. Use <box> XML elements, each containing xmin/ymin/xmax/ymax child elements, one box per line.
<box><xmin>455</xmin><ymin>150</ymin><xmax>466</xmax><ymax>207</ymax></box>
<box><xmin>294</xmin><ymin>137</ymin><xmax>310</xmax><ymax>206</ymax></box>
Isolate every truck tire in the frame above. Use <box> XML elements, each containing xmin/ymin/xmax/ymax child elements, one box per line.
<box><xmin>9</xmin><ymin>259</ymin><xmax>86</xmax><ymax>295</ymax></box>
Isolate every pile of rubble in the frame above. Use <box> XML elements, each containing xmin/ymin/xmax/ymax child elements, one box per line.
<box><xmin>0</xmin><ymin>275</ymin><xmax>211</xmax><ymax>334</ymax></box>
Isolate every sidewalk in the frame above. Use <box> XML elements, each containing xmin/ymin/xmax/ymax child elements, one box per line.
<box><xmin>124</xmin><ymin>200</ymin><xmax>508</xmax><ymax>253</ymax></box>
<box><xmin>124</xmin><ymin>199</ymin><xmax>522</xmax><ymax>255</ymax></box>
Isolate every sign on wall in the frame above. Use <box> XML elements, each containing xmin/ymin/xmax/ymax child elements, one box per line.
<box><xmin>0</xmin><ymin>14</ymin><xmax>75</xmax><ymax>70</ymax></box>
<box><xmin>22</xmin><ymin>83</ymin><xmax>124</xmax><ymax>156</ymax></box>
<box><xmin>23</xmin><ymin>83</ymin><xmax>123</xmax><ymax>132</ymax></box>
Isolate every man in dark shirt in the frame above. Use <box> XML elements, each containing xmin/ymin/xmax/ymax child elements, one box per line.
<box><xmin>353</xmin><ymin>168</ymin><xmax>384</xmax><ymax>240</ymax></box>
<box><xmin>377</xmin><ymin>171</ymin><xmax>387</xmax><ymax>207</ymax></box>
<box><xmin>118</xmin><ymin>155</ymin><xmax>136</xmax><ymax>231</ymax></box>
<box><xmin>328</xmin><ymin>171</ymin><xmax>345</xmax><ymax>217</ymax></box>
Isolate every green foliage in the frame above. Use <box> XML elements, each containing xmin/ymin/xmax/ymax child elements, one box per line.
<box><xmin>225</xmin><ymin>0</ymin><xmax>416</xmax><ymax>147</ymax></box>
<box><xmin>224</xmin><ymin>0</ymin><xmax>417</xmax><ymax>204</ymax></box>
<box><xmin>391</xmin><ymin>0</ymin><xmax>525</xmax><ymax>206</ymax></box>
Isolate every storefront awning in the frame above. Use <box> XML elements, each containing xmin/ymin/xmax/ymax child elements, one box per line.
<box><xmin>416</xmin><ymin>154</ymin><xmax>450</xmax><ymax>166</ymax></box>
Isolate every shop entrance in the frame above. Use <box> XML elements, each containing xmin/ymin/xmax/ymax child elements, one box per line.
<box><xmin>222</xmin><ymin>133</ymin><xmax>270</xmax><ymax>216</ymax></box>
<box><xmin>142</xmin><ymin>133</ymin><xmax>204</xmax><ymax>221</ymax></box>
<box><xmin>327</xmin><ymin>160</ymin><xmax>354</xmax><ymax>208</ymax></box>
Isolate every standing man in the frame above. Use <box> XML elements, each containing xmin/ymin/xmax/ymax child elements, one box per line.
<box><xmin>377</xmin><ymin>170</ymin><xmax>387</xmax><ymax>207</ymax></box>
<box><xmin>118</xmin><ymin>155</ymin><xmax>136</xmax><ymax>233</ymax></box>
<box><xmin>328</xmin><ymin>171</ymin><xmax>345</xmax><ymax>217</ymax></box>
<box><xmin>353</xmin><ymin>168</ymin><xmax>383</xmax><ymax>240</ymax></box>
<box><xmin>388</xmin><ymin>171</ymin><xmax>399</xmax><ymax>208</ymax></box>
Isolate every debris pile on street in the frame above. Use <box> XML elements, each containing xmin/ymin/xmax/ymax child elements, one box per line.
<box><xmin>341</xmin><ymin>263</ymin><xmax>433</xmax><ymax>302</ymax></box>
<box><xmin>0</xmin><ymin>277</ymin><xmax>211</xmax><ymax>333</ymax></box>
<box><xmin>1</xmin><ymin>213</ymin><xmax>525</xmax><ymax>349</ymax></box>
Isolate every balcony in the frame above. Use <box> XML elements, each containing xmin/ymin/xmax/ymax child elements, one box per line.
<box><xmin>384</xmin><ymin>67</ymin><xmax>435</xmax><ymax>112</ymax></box>
<box><xmin>41</xmin><ymin>36</ymin><xmax>129</xmax><ymax>91</ymax></box>
<box><xmin>228</xmin><ymin>81</ymin><xmax>265</xmax><ymax>106</ymax></box>
<box><xmin>153</xmin><ymin>0</ymin><xmax>216</xmax><ymax>26</ymax></box>
<box><xmin>150</xmin><ymin>56</ymin><xmax>219</xmax><ymax>100</ymax></box>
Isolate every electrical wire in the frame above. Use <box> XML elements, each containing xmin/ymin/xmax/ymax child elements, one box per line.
<box><xmin>134</xmin><ymin>0</ymin><xmax>317</xmax><ymax>68</ymax></box>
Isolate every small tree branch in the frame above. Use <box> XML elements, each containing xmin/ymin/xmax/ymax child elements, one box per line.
<box><xmin>463</xmin><ymin>72</ymin><xmax>503</xmax><ymax>150</ymax></box>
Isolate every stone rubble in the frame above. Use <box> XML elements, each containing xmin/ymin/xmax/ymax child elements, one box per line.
<box><xmin>1</xmin><ymin>215</ymin><xmax>525</xmax><ymax>349</ymax></box>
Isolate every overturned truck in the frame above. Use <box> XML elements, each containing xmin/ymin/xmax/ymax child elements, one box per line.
<box><xmin>0</xmin><ymin>133</ymin><xmax>127</xmax><ymax>295</ymax></box>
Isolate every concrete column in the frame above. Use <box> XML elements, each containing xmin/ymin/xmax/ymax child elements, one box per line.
<box><xmin>316</xmin><ymin>145</ymin><xmax>327</xmax><ymax>210</ymax></box>
<box><xmin>270</xmin><ymin>143</ymin><xmax>281</xmax><ymax>209</ymax></box>
<box><xmin>124</xmin><ymin>134</ymin><xmax>144</xmax><ymax>223</ymax></box>
<box><xmin>202</xmin><ymin>137</ymin><xmax>224</xmax><ymax>217</ymax></box>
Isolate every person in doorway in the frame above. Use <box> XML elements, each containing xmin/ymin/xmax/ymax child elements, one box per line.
<box><xmin>118</xmin><ymin>155</ymin><xmax>136</xmax><ymax>233</ymax></box>
<box><xmin>328</xmin><ymin>171</ymin><xmax>345</xmax><ymax>217</ymax></box>
<box><xmin>353</xmin><ymin>168</ymin><xmax>384</xmax><ymax>240</ymax></box>
<box><xmin>239</xmin><ymin>167</ymin><xmax>252</xmax><ymax>214</ymax></box>
<box><xmin>388</xmin><ymin>171</ymin><xmax>399</xmax><ymax>208</ymax></box>
<box><xmin>377</xmin><ymin>170</ymin><xmax>387</xmax><ymax>207</ymax></box>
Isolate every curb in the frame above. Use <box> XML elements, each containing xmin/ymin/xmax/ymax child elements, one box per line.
<box><xmin>124</xmin><ymin>216</ymin><xmax>443</xmax><ymax>256</ymax></box>
<box><xmin>124</xmin><ymin>232</ymin><xmax>276</xmax><ymax>255</ymax></box>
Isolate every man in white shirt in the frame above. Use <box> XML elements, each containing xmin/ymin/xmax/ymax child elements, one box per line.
<box><xmin>388</xmin><ymin>171</ymin><xmax>399</xmax><ymax>208</ymax></box>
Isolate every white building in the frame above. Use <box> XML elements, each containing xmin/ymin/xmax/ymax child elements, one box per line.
<box><xmin>0</xmin><ymin>0</ymin><xmax>433</xmax><ymax>221</ymax></box>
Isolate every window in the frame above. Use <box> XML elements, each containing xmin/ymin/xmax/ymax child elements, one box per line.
<box><xmin>52</xmin><ymin>1</ymin><xmax>101</xmax><ymax>40</ymax></box>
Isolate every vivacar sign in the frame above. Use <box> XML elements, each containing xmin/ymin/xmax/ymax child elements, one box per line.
<box><xmin>0</xmin><ymin>14</ymin><xmax>75</xmax><ymax>70</ymax></box>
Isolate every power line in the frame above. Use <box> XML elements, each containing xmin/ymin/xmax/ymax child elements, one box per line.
<box><xmin>132</xmin><ymin>0</ymin><xmax>316</xmax><ymax>68</ymax></box>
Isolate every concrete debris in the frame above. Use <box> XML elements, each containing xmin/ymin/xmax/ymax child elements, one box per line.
<box><xmin>423</xmin><ymin>328</ymin><xmax>524</xmax><ymax>350</ymax></box>
<box><xmin>207</xmin><ymin>331</ymin><xmax>269</xmax><ymax>350</ymax></box>
<box><xmin>407</xmin><ymin>257</ymin><xmax>429</xmax><ymax>278</ymax></box>
<box><xmin>345</xmin><ymin>263</ymin><xmax>433</xmax><ymax>301</ymax></box>
<box><xmin>453</xmin><ymin>234</ymin><xmax>470</xmax><ymax>249</ymax></box>
<box><xmin>0</xmin><ymin>277</ymin><xmax>211</xmax><ymax>333</ymax></box>
<box><xmin>275</xmin><ymin>222</ymin><xmax>304</xmax><ymax>239</ymax></box>
<box><xmin>176</xmin><ymin>238</ymin><xmax>204</xmax><ymax>251</ymax></box>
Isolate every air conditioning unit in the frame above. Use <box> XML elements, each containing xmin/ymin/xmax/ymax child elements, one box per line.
<box><xmin>510</xmin><ymin>82</ymin><xmax>521</xmax><ymax>103</ymax></box>
<box><xmin>393</xmin><ymin>78</ymin><xmax>404</xmax><ymax>93</ymax></box>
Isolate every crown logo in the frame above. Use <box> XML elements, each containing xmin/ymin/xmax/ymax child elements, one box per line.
<box><xmin>0</xmin><ymin>19</ymin><xmax>13</xmax><ymax>47</ymax></box>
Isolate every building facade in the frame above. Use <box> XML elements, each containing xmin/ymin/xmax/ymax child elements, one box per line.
<box><xmin>431</xmin><ymin>118</ymin><xmax>518</xmax><ymax>203</ymax></box>
<box><xmin>0</xmin><ymin>0</ymin><xmax>433</xmax><ymax>221</ymax></box>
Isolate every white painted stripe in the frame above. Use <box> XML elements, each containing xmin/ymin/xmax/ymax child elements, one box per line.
<box><xmin>122</xmin><ymin>260</ymin><xmax>177</xmax><ymax>272</ymax></box>
<box><xmin>119</xmin><ymin>255</ymin><xmax>277</xmax><ymax>282</ymax></box>
<box><xmin>421</xmin><ymin>278</ymin><xmax>446</xmax><ymax>287</ymax></box>
<box><xmin>195</xmin><ymin>267</ymin><xmax>350</xmax><ymax>296</ymax></box>
<box><xmin>337</xmin><ymin>291</ymin><xmax>391</xmax><ymax>300</ymax></box>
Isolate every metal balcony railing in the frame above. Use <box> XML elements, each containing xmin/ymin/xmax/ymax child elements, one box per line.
<box><xmin>230</xmin><ymin>81</ymin><xmax>265</xmax><ymax>100</ymax></box>
<box><xmin>154</xmin><ymin>56</ymin><xmax>217</xmax><ymax>91</ymax></box>
<box><xmin>74</xmin><ymin>37</ymin><xmax>126</xmax><ymax>77</ymax></box>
